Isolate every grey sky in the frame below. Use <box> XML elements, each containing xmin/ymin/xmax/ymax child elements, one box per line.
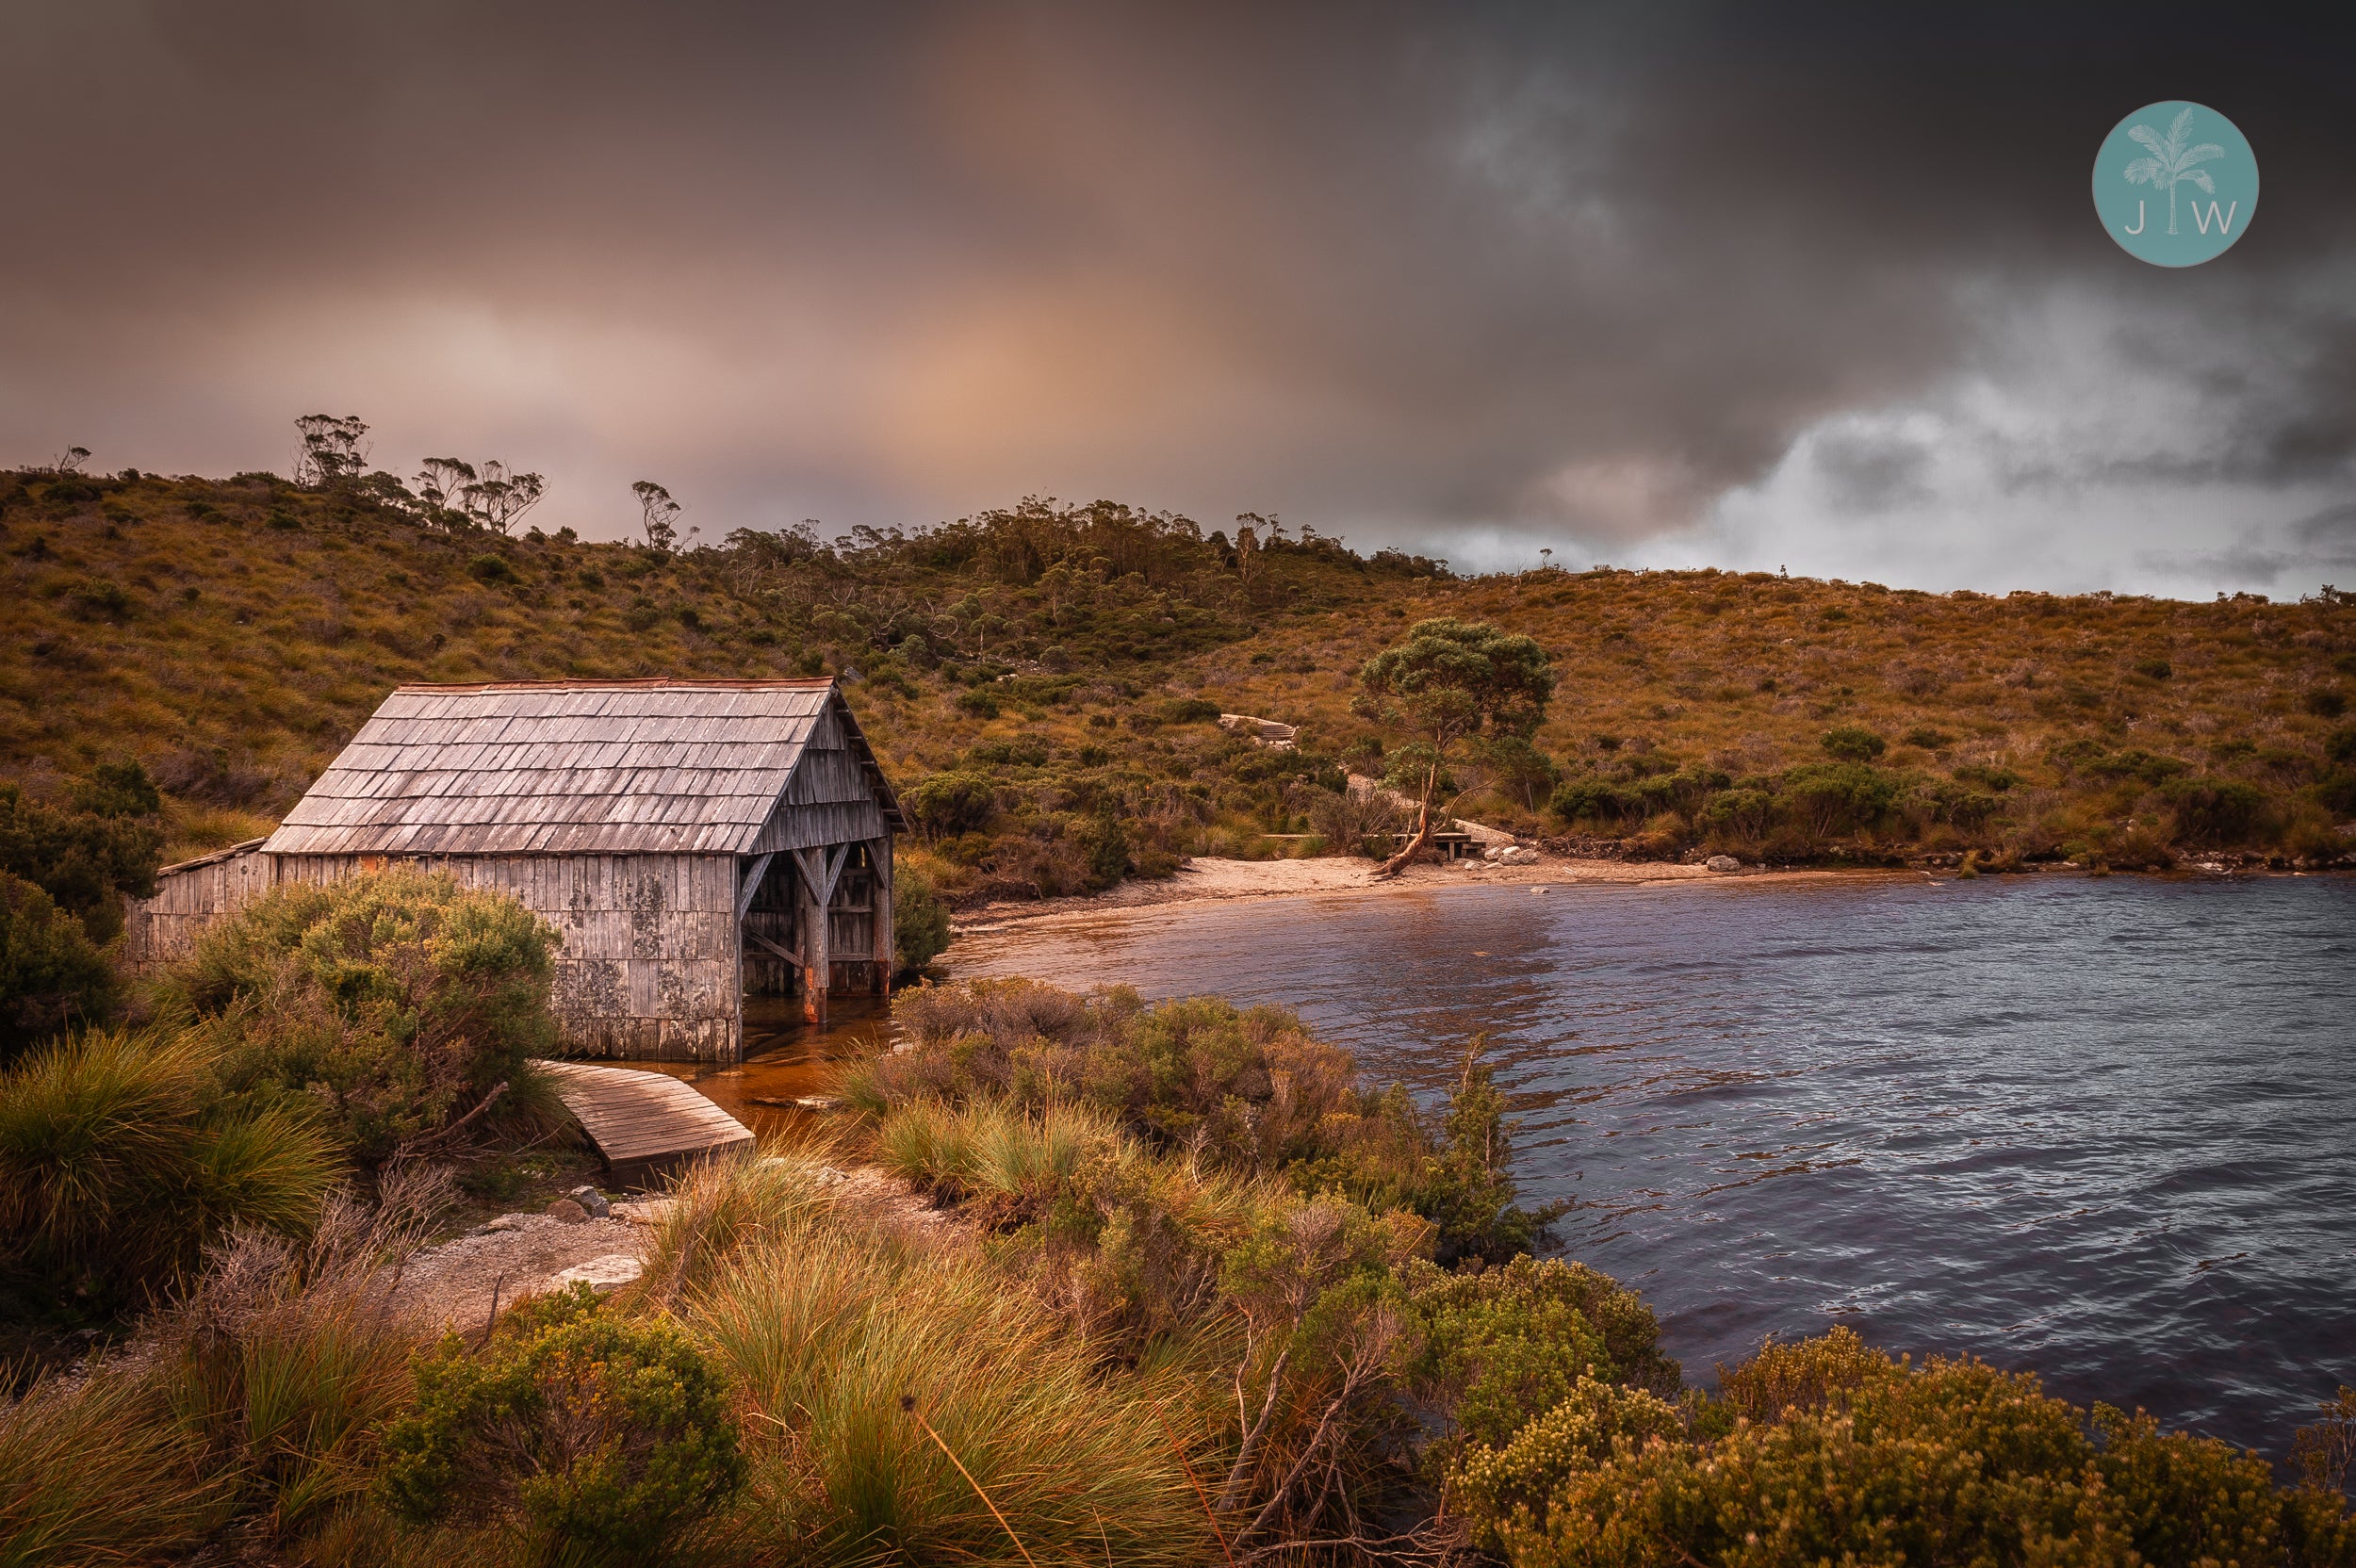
<box><xmin>3</xmin><ymin>3</ymin><xmax>2351</xmax><ymax>595</ymax></box>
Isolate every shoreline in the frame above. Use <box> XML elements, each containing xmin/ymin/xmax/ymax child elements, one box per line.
<box><xmin>947</xmin><ymin>851</ymin><xmax>2346</xmax><ymax>939</ymax></box>
<box><xmin>949</xmin><ymin>853</ymin><xmax>1879</xmax><ymax>937</ymax></box>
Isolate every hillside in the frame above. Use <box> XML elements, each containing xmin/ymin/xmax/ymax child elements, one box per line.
<box><xmin>4</xmin><ymin>466</ymin><xmax>2353</xmax><ymax>900</ymax></box>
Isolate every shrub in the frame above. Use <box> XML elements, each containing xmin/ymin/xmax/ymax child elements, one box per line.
<box><xmin>1901</xmin><ymin>725</ymin><xmax>1955</xmax><ymax>748</ymax></box>
<box><xmin>2305</xmin><ymin>689</ymin><xmax>2348</xmax><ymax>719</ymax></box>
<box><xmin>890</xmin><ymin>859</ymin><xmax>951</xmax><ymax>973</ymax></box>
<box><xmin>0</xmin><ymin>873</ymin><xmax>115</xmax><ymax>1060</ymax></box>
<box><xmin>382</xmin><ymin>1284</ymin><xmax>745</xmax><ymax>1563</ymax></box>
<box><xmin>952</xmin><ymin>688</ymin><xmax>1000</xmax><ymax>719</ymax></box>
<box><xmin>901</xmin><ymin>770</ymin><xmax>996</xmax><ymax>840</ymax></box>
<box><xmin>466</xmin><ymin>553</ymin><xmax>518</xmax><ymax>585</ymax></box>
<box><xmin>1776</xmin><ymin>761</ymin><xmax>1898</xmax><ymax>838</ymax></box>
<box><xmin>1449</xmin><ymin>1328</ymin><xmax>2356</xmax><ymax>1568</ymax></box>
<box><xmin>2164</xmin><ymin>776</ymin><xmax>2269</xmax><ymax>845</ymax></box>
<box><xmin>0</xmin><ymin>782</ymin><xmax>161</xmax><ymax>942</ymax></box>
<box><xmin>1406</xmin><ymin>1254</ymin><xmax>1680</xmax><ymax>1476</ymax></box>
<box><xmin>159</xmin><ymin>869</ymin><xmax>559</xmax><ymax>1162</ymax></box>
<box><xmin>1820</xmin><ymin>725</ymin><xmax>1886</xmax><ymax>761</ymax></box>
<box><xmin>2135</xmin><ymin>657</ymin><xmax>2174</xmax><ymax>679</ymax></box>
<box><xmin>0</xmin><ymin>1029</ymin><xmax>335</xmax><ymax>1302</ymax></box>
<box><xmin>1075</xmin><ymin>811</ymin><xmax>1130</xmax><ymax>890</ymax></box>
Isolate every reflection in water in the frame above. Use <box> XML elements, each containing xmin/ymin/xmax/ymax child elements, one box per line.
<box><xmin>948</xmin><ymin>873</ymin><xmax>2356</xmax><ymax>1462</ymax></box>
<box><xmin>630</xmin><ymin>995</ymin><xmax>893</xmax><ymax>1139</ymax></box>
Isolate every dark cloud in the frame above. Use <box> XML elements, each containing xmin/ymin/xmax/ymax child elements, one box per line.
<box><xmin>0</xmin><ymin>2</ymin><xmax>2350</xmax><ymax>583</ymax></box>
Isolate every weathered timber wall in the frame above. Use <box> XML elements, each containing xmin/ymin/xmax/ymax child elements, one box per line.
<box><xmin>125</xmin><ymin>841</ymin><xmax>274</xmax><ymax>967</ymax></box>
<box><xmin>131</xmin><ymin>850</ymin><xmax>746</xmax><ymax>1063</ymax></box>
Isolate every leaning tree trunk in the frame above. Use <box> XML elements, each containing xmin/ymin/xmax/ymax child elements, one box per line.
<box><xmin>1374</xmin><ymin>764</ymin><xmax>1441</xmax><ymax>878</ymax></box>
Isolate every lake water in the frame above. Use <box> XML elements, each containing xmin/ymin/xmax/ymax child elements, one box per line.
<box><xmin>941</xmin><ymin>872</ymin><xmax>2356</xmax><ymax>1462</ymax></box>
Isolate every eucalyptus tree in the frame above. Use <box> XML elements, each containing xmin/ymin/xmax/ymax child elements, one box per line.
<box><xmin>632</xmin><ymin>480</ymin><xmax>681</xmax><ymax>551</ymax></box>
<box><xmin>1356</xmin><ymin>617</ymin><xmax>1555</xmax><ymax>875</ymax></box>
<box><xmin>292</xmin><ymin>414</ymin><xmax>369</xmax><ymax>487</ymax></box>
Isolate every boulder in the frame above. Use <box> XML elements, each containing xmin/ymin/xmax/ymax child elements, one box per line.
<box><xmin>1496</xmin><ymin>845</ymin><xmax>1540</xmax><ymax>865</ymax></box>
<box><xmin>546</xmin><ymin>1198</ymin><xmax>589</xmax><ymax>1224</ymax></box>
<box><xmin>565</xmin><ymin>1184</ymin><xmax>611</xmax><ymax>1219</ymax></box>
<box><xmin>1705</xmin><ymin>855</ymin><xmax>1741</xmax><ymax>873</ymax></box>
<box><xmin>483</xmin><ymin>1214</ymin><xmax>530</xmax><ymax>1233</ymax></box>
<box><xmin>546</xmin><ymin>1254</ymin><xmax>644</xmax><ymax>1296</ymax></box>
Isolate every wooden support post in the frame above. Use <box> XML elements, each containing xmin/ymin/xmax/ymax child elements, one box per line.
<box><xmin>872</xmin><ymin>835</ymin><xmax>893</xmax><ymax>997</ymax></box>
<box><xmin>791</xmin><ymin>843</ymin><xmax>852</xmax><ymax>1024</ymax></box>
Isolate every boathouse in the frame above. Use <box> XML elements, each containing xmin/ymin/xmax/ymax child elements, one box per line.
<box><xmin>127</xmin><ymin>678</ymin><xmax>905</xmax><ymax>1062</ymax></box>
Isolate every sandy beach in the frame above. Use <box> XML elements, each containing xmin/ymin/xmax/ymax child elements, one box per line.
<box><xmin>953</xmin><ymin>852</ymin><xmax>1869</xmax><ymax>936</ymax></box>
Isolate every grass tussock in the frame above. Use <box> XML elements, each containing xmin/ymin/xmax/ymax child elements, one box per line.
<box><xmin>0</xmin><ymin>1026</ymin><xmax>336</xmax><ymax>1304</ymax></box>
<box><xmin>636</xmin><ymin>1147</ymin><xmax>1208</xmax><ymax>1564</ymax></box>
<box><xmin>0</xmin><ymin>1175</ymin><xmax>441</xmax><ymax>1564</ymax></box>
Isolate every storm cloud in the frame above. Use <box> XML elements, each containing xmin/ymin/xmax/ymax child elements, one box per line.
<box><xmin>2</xmin><ymin>3</ymin><xmax>2351</xmax><ymax>595</ymax></box>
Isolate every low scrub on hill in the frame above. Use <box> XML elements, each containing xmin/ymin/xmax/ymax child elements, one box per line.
<box><xmin>5</xmin><ymin>461</ymin><xmax>2348</xmax><ymax>903</ymax></box>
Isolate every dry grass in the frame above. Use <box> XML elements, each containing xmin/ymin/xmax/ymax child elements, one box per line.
<box><xmin>4</xmin><ymin>469</ymin><xmax>2348</xmax><ymax>889</ymax></box>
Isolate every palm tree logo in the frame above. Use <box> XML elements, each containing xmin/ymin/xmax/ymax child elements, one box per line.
<box><xmin>2121</xmin><ymin>106</ymin><xmax>2224</xmax><ymax>236</ymax></box>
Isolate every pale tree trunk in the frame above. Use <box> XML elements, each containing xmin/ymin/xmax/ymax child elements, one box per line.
<box><xmin>1374</xmin><ymin>762</ymin><xmax>1441</xmax><ymax>878</ymax></box>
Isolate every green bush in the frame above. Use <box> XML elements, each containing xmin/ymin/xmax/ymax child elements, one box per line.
<box><xmin>1449</xmin><ymin>1327</ymin><xmax>2356</xmax><ymax>1568</ymax></box>
<box><xmin>1775</xmin><ymin>761</ymin><xmax>1898</xmax><ymax>837</ymax></box>
<box><xmin>0</xmin><ymin>873</ymin><xmax>115</xmax><ymax>1060</ymax></box>
<box><xmin>1075</xmin><ymin>811</ymin><xmax>1130</xmax><ymax>890</ymax></box>
<box><xmin>1819</xmin><ymin>725</ymin><xmax>1887</xmax><ymax>761</ymax></box>
<box><xmin>160</xmin><ymin>869</ymin><xmax>559</xmax><ymax>1162</ymax></box>
<box><xmin>0</xmin><ymin>1029</ymin><xmax>335</xmax><ymax>1302</ymax></box>
<box><xmin>1406</xmin><ymin>1255</ymin><xmax>1680</xmax><ymax>1477</ymax></box>
<box><xmin>890</xmin><ymin>858</ymin><xmax>951</xmax><ymax>974</ymax></box>
<box><xmin>2165</xmin><ymin>776</ymin><xmax>2269</xmax><ymax>844</ymax></box>
<box><xmin>382</xmin><ymin>1284</ymin><xmax>744</xmax><ymax>1563</ymax></box>
<box><xmin>901</xmin><ymin>770</ymin><xmax>996</xmax><ymax>840</ymax></box>
<box><xmin>466</xmin><ymin>552</ymin><xmax>518</xmax><ymax>585</ymax></box>
<box><xmin>0</xmin><ymin>781</ymin><xmax>160</xmax><ymax>943</ymax></box>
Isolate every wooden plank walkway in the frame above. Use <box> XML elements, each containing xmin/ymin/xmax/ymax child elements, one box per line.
<box><xmin>540</xmin><ymin>1060</ymin><xmax>756</xmax><ymax>1189</ymax></box>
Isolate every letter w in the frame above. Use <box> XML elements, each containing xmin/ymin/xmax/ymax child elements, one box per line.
<box><xmin>2193</xmin><ymin>200</ymin><xmax>2239</xmax><ymax>236</ymax></box>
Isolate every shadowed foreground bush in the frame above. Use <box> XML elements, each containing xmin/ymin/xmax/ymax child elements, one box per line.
<box><xmin>0</xmin><ymin>1182</ymin><xmax>438</xmax><ymax>1564</ymax></box>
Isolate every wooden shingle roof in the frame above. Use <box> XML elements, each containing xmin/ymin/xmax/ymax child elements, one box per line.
<box><xmin>262</xmin><ymin>678</ymin><xmax>904</xmax><ymax>857</ymax></box>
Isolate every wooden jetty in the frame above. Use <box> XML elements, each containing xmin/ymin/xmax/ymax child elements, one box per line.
<box><xmin>540</xmin><ymin>1060</ymin><xmax>755</xmax><ymax>1188</ymax></box>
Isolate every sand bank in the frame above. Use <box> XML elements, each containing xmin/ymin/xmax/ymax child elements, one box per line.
<box><xmin>954</xmin><ymin>853</ymin><xmax>1868</xmax><ymax>936</ymax></box>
